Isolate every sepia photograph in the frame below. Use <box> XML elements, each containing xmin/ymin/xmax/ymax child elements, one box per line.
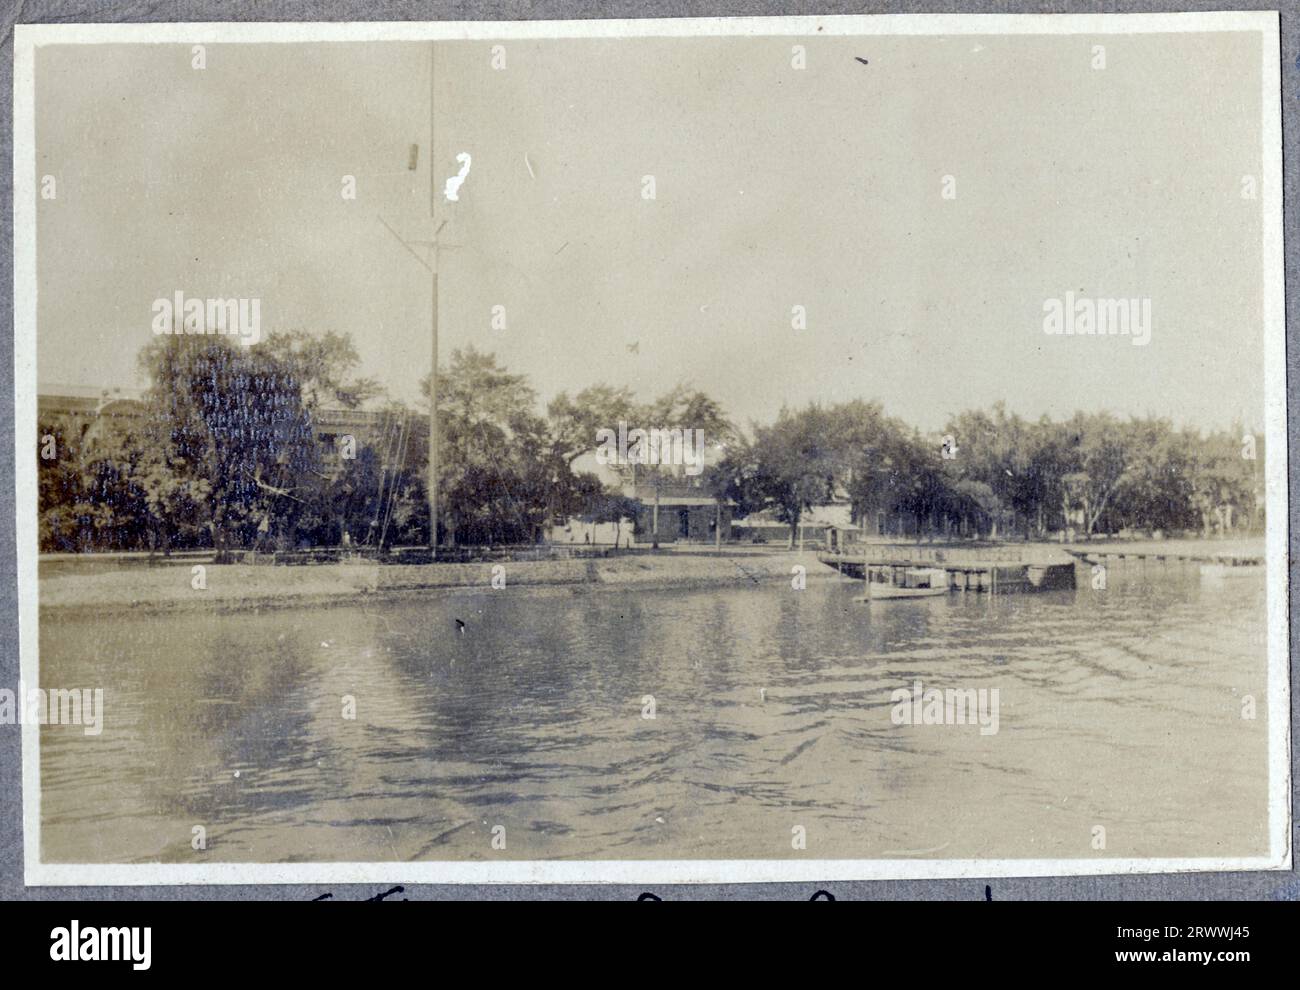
<box><xmin>10</xmin><ymin>12</ymin><xmax>1289</xmax><ymax>888</ymax></box>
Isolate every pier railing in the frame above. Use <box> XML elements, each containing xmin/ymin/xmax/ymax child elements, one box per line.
<box><xmin>861</xmin><ymin>544</ymin><xmax>1028</xmax><ymax>564</ymax></box>
<box><xmin>817</xmin><ymin>543</ymin><xmax>1080</xmax><ymax>567</ymax></box>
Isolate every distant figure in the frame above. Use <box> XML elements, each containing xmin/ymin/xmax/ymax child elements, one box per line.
<box><xmin>584</xmin><ymin>532</ymin><xmax>590</xmax><ymax>544</ymax></box>
<box><xmin>454</xmin><ymin>618</ymin><xmax>466</xmax><ymax>635</ymax></box>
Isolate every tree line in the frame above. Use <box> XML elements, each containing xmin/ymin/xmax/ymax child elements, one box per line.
<box><xmin>38</xmin><ymin>332</ymin><xmax>730</xmax><ymax>554</ymax></box>
<box><xmin>720</xmin><ymin>401</ymin><xmax>1262</xmax><ymax>546</ymax></box>
<box><xmin>38</xmin><ymin>332</ymin><xmax>1262</xmax><ymax>554</ymax></box>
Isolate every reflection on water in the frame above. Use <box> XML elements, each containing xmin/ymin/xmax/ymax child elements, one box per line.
<box><xmin>39</xmin><ymin>562</ymin><xmax>1269</xmax><ymax>863</ymax></box>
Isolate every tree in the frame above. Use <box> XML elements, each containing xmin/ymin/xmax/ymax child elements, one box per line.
<box><xmin>38</xmin><ymin>409</ymin><xmax>175</xmax><ymax>552</ymax></box>
<box><xmin>421</xmin><ymin>346</ymin><xmax>553</xmax><ymax>545</ymax></box>
<box><xmin>723</xmin><ymin>405</ymin><xmax>839</xmax><ymax>548</ymax></box>
<box><xmin>573</xmin><ymin>481</ymin><xmax>642</xmax><ymax>546</ymax></box>
<box><xmin>841</xmin><ymin>412</ymin><xmax>917</xmax><ymax>537</ymax></box>
<box><xmin>940</xmin><ymin>473</ymin><xmax>1001</xmax><ymax>539</ymax></box>
<box><xmin>1110</xmin><ymin>417</ymin><xmax>1193</xmax><ymax>533</ymax></box>
<box><xmin>137</xmin><ymin>334</ymin><xmax>319</xmax><ymax>556</ymax></box>
<box><xmin>1057</xmin><ymin>412</ymin><xmax>1130</xmax><ymax>537</ymax></box>
<box><xmin>642</xmin><ymin>383</ymin><xmax>737</xmax><ymax>449</ymax></box>
<box><xmin>942</xmin><ymin>404</ymin><xmax>1050</xmax><ymax>539</ymax></box>
<box><xmin>260</xmin><ymin>330</ymin><xmax>384</xmax><ymax>411</ymax></box>
<box><xmin>888</xmin><ymin>430</ymin><xmax>948</xmax><ymax>539</ymax></box>
<box><xmin>546</xmin><ymin>384</ymin><xmax>640</xmax><ymax>468</ymax></box>
<box><xmin>1184</xmin><ymin>428</ymin><xmax>1254</xmax><ymax>538</ymax></box>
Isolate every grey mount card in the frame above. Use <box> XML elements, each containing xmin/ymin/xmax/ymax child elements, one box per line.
<box><xmin>10</xmin><ymin>12</ymin><xmax>1289</xmax><ymax>887</ymax></box>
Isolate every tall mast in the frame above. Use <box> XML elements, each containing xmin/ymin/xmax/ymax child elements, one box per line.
<box><xmin>428</xmin><ymin>43</ymin><xmax>439</xmax><ymax>558</ymax></box>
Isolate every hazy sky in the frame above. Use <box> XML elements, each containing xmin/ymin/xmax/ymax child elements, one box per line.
<box><xmin>35</xmin><ymin>31</ymin><xmax>1266</xmax><ymax>433</ymax></box>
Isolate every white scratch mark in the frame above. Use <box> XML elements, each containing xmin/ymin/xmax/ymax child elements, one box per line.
<box><xmin>524</xmin><ymin>153</ymin><xmax>536</xmax><ymax>179</ymax></box>
<box><xmin>880</xmin><ymin>841</ymin><xmax>951</xmax><ymax>857</ymax></box>
<box><xmin>443</xmin><ymin>152</ymin><xmax>472</xmax><ymax>202</ymax></box>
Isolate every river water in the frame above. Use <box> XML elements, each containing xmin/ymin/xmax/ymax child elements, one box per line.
<box><xmin>38</xmin><ymin>560</ymin><xmax>1270</xmax><ymax>863</ymax></box>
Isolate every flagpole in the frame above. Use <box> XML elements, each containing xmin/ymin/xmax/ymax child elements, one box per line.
<box><xmin>428</xmin><ymin>43</ymin><xmax>439</xmax><ymax>559</ymax></box>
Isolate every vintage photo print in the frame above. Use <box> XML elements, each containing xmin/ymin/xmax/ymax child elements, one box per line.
<box><xmin>11</xmin><ymin>13</ymin><xmax>1288</xmax><ymax>885</ymax></box>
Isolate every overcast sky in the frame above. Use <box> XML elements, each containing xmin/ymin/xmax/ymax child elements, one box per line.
<box><xmin>35</xmin><ymin>31</ymin><xmax>1266</xmax><ymax>433</ymax></box>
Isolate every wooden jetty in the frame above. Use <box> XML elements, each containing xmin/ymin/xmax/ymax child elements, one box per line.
<box><xmin>1061</xmin><ymin>547</ymin><xmax>1263</xmax><ymax>568</ymax></box>
<box><xmin>817</xmin><ymin>544</ymin><xmax>1077</xmax><ymax>594</ymax></box>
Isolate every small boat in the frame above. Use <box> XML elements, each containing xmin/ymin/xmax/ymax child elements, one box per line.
<box><xmin>855</xmin><ymin>567</ymin><xmax>951</xmax><ymax>602</ymax></box>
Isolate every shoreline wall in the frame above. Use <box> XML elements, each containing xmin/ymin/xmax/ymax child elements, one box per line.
<box><xmin>38</xmin><ymin>552</ymin><xmax>845</xmax><ymax>616</ymax></box>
